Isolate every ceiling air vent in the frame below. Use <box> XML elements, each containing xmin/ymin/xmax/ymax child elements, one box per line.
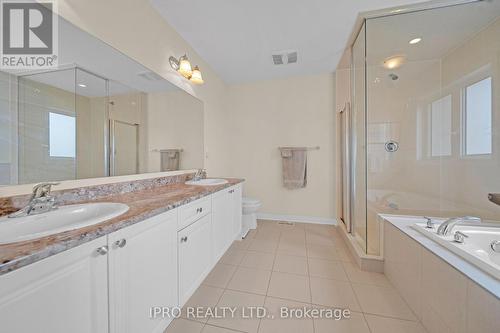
<box><xmin>137</xmin><ymin>71</ymin><xmax>164</xmax><ymax>81</ymax></box>
<box><xmin>272</xmin><ymin>50</ymin><xmax>298</xmax><ymax>65</ymax></box>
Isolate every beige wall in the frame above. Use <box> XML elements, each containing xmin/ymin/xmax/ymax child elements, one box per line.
<box><xmin>56</xmin><ymin>0</ymin><xmax>231</xmax><ymax>177</ymax></box>
<box><xmin>147</xmin><ymin>91</ymin><xmax>204</xmax><ymax>172</ymax></box>
<box><xmin>226</xmin><ymin>73</ymin><xmax>336</xmax><ymax>220</ymax></box>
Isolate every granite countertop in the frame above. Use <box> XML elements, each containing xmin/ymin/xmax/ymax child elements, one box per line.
<box><xmin>0</xmin><ymin>178</ymin><xmax>243</xmax><ymax>276</ymax></box>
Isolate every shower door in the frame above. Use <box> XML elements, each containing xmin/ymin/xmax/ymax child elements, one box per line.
<box><xmin>110</xmin><ymin>120</ymin><xmax>139</xmax><ymax>176</ymax></box>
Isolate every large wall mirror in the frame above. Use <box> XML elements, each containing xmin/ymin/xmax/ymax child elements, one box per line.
<box><xmin>0</xmin><ymin>12</ymin><xmax>204</xmax><ymax>185</ymax></box>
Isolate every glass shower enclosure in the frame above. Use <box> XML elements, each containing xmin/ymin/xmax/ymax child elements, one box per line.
<box><xmin>343</xmin><ymin>0</ymin><xmax>500</xmax><ymax>255</ymax></box>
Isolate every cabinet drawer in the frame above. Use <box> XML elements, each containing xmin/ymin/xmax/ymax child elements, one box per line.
<box><xmin>178</xmin><ymin>197</ymin><xmax>211</xmax><ymax>230</ymax></box>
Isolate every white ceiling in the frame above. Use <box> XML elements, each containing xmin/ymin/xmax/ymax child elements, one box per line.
<box><xmin>151</xmin><ymin>0</ymin><xmax>432</xmax><ymax>84</ymax></box>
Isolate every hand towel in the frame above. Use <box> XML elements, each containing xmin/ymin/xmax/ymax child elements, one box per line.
<box><xmin>280</xmin><ymin>148</ymin><xmax>307</xmax><ymax>189</ymax></box>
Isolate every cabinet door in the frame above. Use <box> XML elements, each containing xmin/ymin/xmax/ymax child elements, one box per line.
<box><xmin>0</xmin><ymin>237</ymin><xmax>108</xmax><ymax>333</ymax></box>
<box><xmin>212</xmin><ymin>189</ymin><xmax>233</xmax><ymax>263</ymax></box>
<box><xmin>231</xmin><ymin>185</ymin><xmax>243</xmax><ymax>240</ymax></box>
<box><xmin>178</xmin><ymin>214</ymin><xmax>212</xmax><ymax>306</ymax></box>
<box><xmin>108</xmin><ymin>209</ymin><xmax>178</xmax><ymax>333</ymax></box>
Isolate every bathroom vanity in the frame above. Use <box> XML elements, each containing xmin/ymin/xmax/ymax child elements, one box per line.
<box><xmin>0</xmin><ymin>175</ymin><xmax>243</xmax><ymax>333</ymax></box>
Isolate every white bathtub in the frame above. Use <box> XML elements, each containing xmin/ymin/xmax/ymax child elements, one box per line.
<box><xmin>412</xmin><ymin>221</ymin><xmax>500</xmax><ymax>280</ymax></box>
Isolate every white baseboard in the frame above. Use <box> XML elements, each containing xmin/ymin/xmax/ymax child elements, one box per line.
<box><xmin>257</xmin><ymin>213</ymin><xmax>337</xmax><ymax>225</ymax></box>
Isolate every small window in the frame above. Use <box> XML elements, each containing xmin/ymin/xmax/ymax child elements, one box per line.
<box><xmin>430</xmin><ymin>95</ymin><xmax>452</xmax><ymax>157</ymax></box>
<box><xmin>464</xmin><ymin>77</ymin><xmax>492</xmax><ymax>155</ymax></box>
<box><xmin>49</xmin><ymin>112</ymin><xmax>75</xmax><ymax>158</ymax></box>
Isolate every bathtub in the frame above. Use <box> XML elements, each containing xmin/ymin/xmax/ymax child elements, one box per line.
<box><xmin>412</xmin><ymin>221</ymin><xmax>500</xmax><ymax>280</ymax></box>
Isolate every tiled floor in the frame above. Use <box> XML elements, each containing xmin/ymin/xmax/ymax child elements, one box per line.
<box><xmin>166</xmin><ymin>220</ymin><xmax>428</xmax><ymax>333</ymax></box>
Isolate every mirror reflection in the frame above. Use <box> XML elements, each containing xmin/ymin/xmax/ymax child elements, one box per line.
<box><xmin>0</xmin><ymin>15</ymin><xmax>204</xmax><ymax>185</ymax></box>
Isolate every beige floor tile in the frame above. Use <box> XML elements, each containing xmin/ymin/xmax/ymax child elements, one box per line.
<box><xmin>203</xmin><ymin>263</ymin><xmax>237</xmax><ymax>288</ymax></box>
<box><xmin>227</xmin><ymin>267</ymin><xmax>271</xmax><ymax>295</ymax></box>
<box><xmin>267</xmin><ymin>271</ymin><xmax>311</xmax><ymax>303</ymax></box>
<box><xmin>365</xmin><ymin>314</ymin><xmax>427</xmax><ymax>333</ymax></box>
<box><xmin>248</xmin><ymin>239</ymin><xmax>278</xmax><ymax>253</ymax></box>
<box><xmin>352</xmin><ymin>283</ymin><xmax>417</xmax><ymax>321</ymax></box>
<box><xmin>208</xmin><ymin>290</ymin><xmax>265</xmax><ymax>333</ymax></box>
<box><xmin>306</xmin><ymin>244</ymin><xmax>339</xmax><ymax>261</ymax></box>
<box><xmin>230</xmin><ymin>237</ymin><xmax>252</xmax><ymax>250</ymax></box>
<box><xmin>278</xmin><ymin>239</ymin><xmax>307</xmax><ymax>257</ymax></box>
<box><xmin>273</xmin><ymin>254</ymin><xmax>308</xmax><ymax>276</ymax></box>
<box><xmin>342</xmin><ymin>262</ymin><xmax>391</xmax><ymax>286</ymax></box>
<box><xmin>219</xmin><ymin>249</ymin><xmax>246</xmax><ymax>265</ymax></box>
<box><xmin>240</xmin><ymin>251</ymin><xmax>275</xmax><ymax>270</ymax></box>
<box><xmin>258</xmin><ymin>297</ymin><xmax>314</xmax><ymax>333</ymax></box>
<box><xmin>280</xmin><ymin>229</ymin><xmax>306</xmax><ymax>240</ymax></box>
<box><xmin>306</xmin><ymin>232</ymin><xmax>335</xmax><ymax>246</ymax></box>
<box><xmin>245</xmin><ymin>229</ymin><xmax>258</xmax><ymax>239</ymax></box>
<box><xmin>334</xmin><ymin>244</ymin><xmax>355</xmax><ymax>263</ymax></box>
<box><xmin>164</xmin><ymin>318</ymin><xmax>204</xmax><ymax>333</ymax></box>
<box><xmin>181</xmin><ymin>285</ymin><xmax>225</xmax><ymax>323</ymax></box>
<box><xmin>253</xmin><ymin>228</ymin><xmax>281</xmax><ymax>240</ymax></box>
<box><xmin>308</xmin><ymin>258</ymin><xmax>348</xmax><ymax>281</ymax></box>
<box><xmin>202</xmin><ymin>324</ymin><xmax>241</xmax><ymax>333</ymax></box>
<box><xmin>314</xmin><ymin>310</ymin><xmax>370</xmax><ymax>333</ymax></box>
<box><xmin>310</xmin><ymin>277</ymin><xmax>361</xmax><ymax>311</ymax></box>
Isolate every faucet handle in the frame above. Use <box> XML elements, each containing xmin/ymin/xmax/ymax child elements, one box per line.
<box><xmin>453</xmin><ymin>231</ymin><xmax>469</xmax><ymax>244</ymax></box>
<box><xmin>32</xmin><ymin>182</ymin><xmax>60</xmax><ymax>198</ymax></box>
<box><xmin>424</xmin><ymin>216</ymin><xmax>434</xmax><ymax>229</ymax></box>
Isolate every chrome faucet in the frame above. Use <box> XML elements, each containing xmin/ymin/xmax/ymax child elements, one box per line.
<box><xmin>436</xmin><ymin>216</ymin><xmax>481</xmax><ymax>236</ymax></box>
<box><xmin>8</xmin><ymin>182</ymin><xmax>60</xmax><ymax>218</ymax></box>
<box><xmin>193</xmin><ymin>169</ymin><xmax>207</xmax><ymax>181</ymax></box>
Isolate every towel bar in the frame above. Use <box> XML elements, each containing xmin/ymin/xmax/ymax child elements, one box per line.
<box><xmin>278</xmin><ymin>146</ymin><xmax>320</xmax><ymax>151</ymax></box>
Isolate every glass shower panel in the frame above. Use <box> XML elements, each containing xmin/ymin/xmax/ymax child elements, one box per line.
<box><xmin>364</xmin><ymin>0</ymin><xmax>500</xmax><ymax>255</ymax></box>
<box><xmin>75</xmin><ymin>68</ymin><xmax>108</xmax><ymax>179</ymax></box>
<box><xmin>351</xmin><ymin>22</ymin><xmax>367</xmax><ymax>253</ymax></box>
<box><xmin>18</xmin><ymin>69</ymin><xmax>77</xmax><ymax>184</ymax></box>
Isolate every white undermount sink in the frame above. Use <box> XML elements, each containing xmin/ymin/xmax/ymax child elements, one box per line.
<box><xmin>0</xmin><ymin>202</ymin><xmax>129</xmax><ymax>244</ymax></box>
<box><xmin>185</xmin><ymin>178</ymin><xmax>228</xmax><ymax>186</ymax></box>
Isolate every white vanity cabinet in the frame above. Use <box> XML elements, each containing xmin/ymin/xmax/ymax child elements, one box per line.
<box><xmin>0</xmin><ymin>182</ymin><xmax>243</xmax><ymax>333</ymax></box>
<box><xmin>0</xmin><ymin>237</ymin><xmax>109</xmax><ymax>333</ymax></box>
<box><xmin>108</xmin><ymin>209</ymin><xmax>178</xmax><ymax>333</ymax></box>
<box><xmin>212</xmin><ymin>184</ymin><xmax>242</xmax><ymax>263</ymax></box>
<box><xmin>178</xmin><ymin>214</ymin><xmax>212</xmax><ymax>305</ymax></box>
<box><xmin>231</xmin><ymin>184</ymin><xmax>243</xmax><ymax>239</ymax></box>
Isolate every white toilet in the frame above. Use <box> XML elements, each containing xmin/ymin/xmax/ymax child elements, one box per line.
<box><xmin>241</xmin><ymin>197</ymin><xmax>261</xmax><ymax>238</ymax></box>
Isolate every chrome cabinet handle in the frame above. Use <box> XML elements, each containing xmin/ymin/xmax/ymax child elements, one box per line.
<box><xmin>196</xmin><ymin>207</ymin><xmax>203</xmax><ymax>213</ymax></box>
<box><xmin>96</xmin><ymin>246</ymin><xmax>108</xmax><ymax>255</ymax></box>
<box><xmin>180</xmin><ymin>236</ymin><xmax>188</xmax><ymax>243</ymax></box>
<box><xmin>229</xmin><ymin>189</ymin><xmax>234</xmax><ymax>194</ymax></box>
<box><xmin>115</xmin><ymin>239</ymin><xmax>127</xmax><ymax>248</ymax></box>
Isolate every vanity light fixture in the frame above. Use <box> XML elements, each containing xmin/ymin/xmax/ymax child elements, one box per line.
<box><xmin>409</xmin><ymin>37</ymin><xmax>422</xmax><ymax>45</ymax></box>
<box><xmin>383</xmin><ymin>55</ymin><xmax>406</xmax><ymax>69</ymax></box>
<box><xmin>169</xmin><ymin>54</ymin><xmax>204</xmax><ymax>84</ymax></box>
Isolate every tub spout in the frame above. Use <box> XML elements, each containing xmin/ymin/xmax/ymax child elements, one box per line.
<box><xmin>436</xmin><ymin>216</ymin><xmax>481</xmax><ymax>236</ymax></box>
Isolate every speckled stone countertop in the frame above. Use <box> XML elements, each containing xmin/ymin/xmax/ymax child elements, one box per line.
<box><xmin>0</xmin><ymin>177</ymin><xmax>243</xmax><ymax>276</ymax></box>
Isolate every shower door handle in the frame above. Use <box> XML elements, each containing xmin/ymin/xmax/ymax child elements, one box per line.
<box><xmin>384</xmin><ymin>141</ymin><xmax>399</xmax><ymax>152</ymax></box>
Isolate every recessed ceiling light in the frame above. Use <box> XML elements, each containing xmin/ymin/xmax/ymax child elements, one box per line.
<box><xmin>409</xmin><ymin>37</ymin><xmax>422</xmax><ymax>45</ymax></box>
<box><xmin>78</xmin><ymin>83</ymin><xmax>87</xmax><ymax>88</ymax></box>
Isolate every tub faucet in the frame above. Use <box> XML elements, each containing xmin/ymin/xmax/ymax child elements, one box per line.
<box><xmin>436</xmin><ymin>216</ymin><xmax>481</xmax><ymax>236</ymax></box>
<box><xmin>8</xmin><ymin>182</ymin><xmax>60</xmax><ymax>218</ymax></box>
